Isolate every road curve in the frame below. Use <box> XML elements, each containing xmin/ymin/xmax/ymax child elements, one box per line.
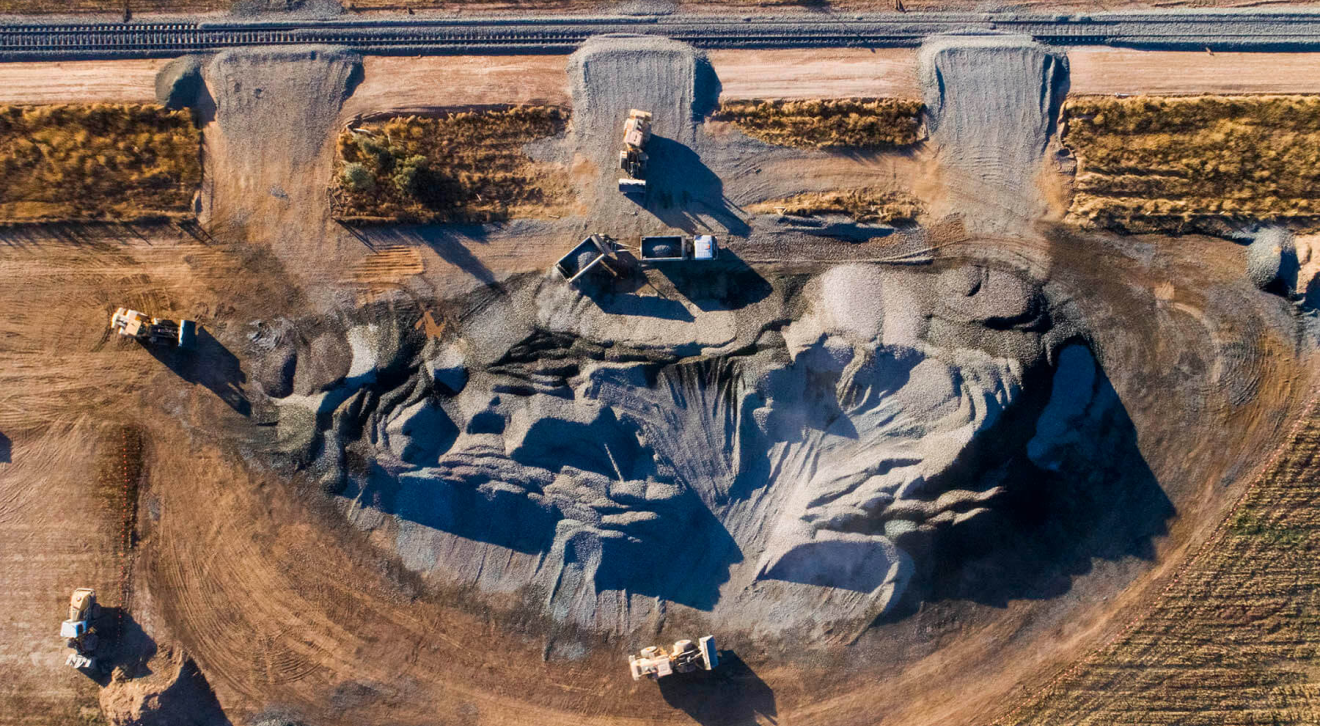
<box><xmin>6</xmin><ymin>11</ymin><xmax>1320</xmax><ymax>60</ymax></box>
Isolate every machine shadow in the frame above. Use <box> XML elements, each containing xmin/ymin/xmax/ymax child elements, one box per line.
<box><xmin>92</xmin><ymin>606</ymin><xmax>157</xmax><ymax>684</ymax></box>
<box><xmin>887</xmin><ymin>343</ymin><xmax>1176</xmax><ymax>616</ymax></box>
<box><xmin>642</xmin><ymin>137</ymin><xmax>750</xmax><ymax>238</ymax></box>
<box><xmin>579</xmin><ymin>273</ymin><xmax>697</xmax><ymax>321</ymax></box>
<box><xmin>657</xmin><ymin>651</ymin><xmax>778</xmax><ymax>726</ymax></box>
<box><xmin>147</xmin><ymin>327</ymin><xmax>250</xmax><ymax>416</ymax></box>
<box><xmin>360</xmin><ymin>224</ymin><xmax>500</xmax><ymax>288</ymax></box>
<box><xmin>654</xmin><ymin>247</ymin><xmax>773</xmax><ymax>312</ymax></box>
<box><xmin>90</xmin><ymin>608</ymin><xmax>232</xmax><ymax>724</ymax></box>
<box><xmin>0</xmin><ymin>430</ymin><xmax>9</xmax><ymax>463</ymax></box>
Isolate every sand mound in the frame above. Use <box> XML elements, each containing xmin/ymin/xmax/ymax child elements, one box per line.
<box><xmin>919</xmin><ymin>35</ymin><xmax>1068</xmax><ymax>234</ymax></box>
<box><xmin>154</xmin><ymin>56</ymin><xmax>202</xmax><ymax>111</ymax></box>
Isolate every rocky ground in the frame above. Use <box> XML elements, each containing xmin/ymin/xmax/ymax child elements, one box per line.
<box><xmin>0</xmin><ymin>34</ymin><xmax>1316</xmax><ymax>726</ymax></box>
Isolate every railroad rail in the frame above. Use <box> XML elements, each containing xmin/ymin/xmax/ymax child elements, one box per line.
<box><xmin>4</xmin><ymin>12</ymin><xmax>1320</xmax><ymax>60</ymax></box>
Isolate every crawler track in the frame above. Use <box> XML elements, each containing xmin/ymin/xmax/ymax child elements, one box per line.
<box><xmin>6</xmin><ymin>12</ymin><xmax>1320</xmax><ymax>60</ymax></box>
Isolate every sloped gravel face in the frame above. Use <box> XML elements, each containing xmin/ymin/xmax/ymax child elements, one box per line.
<box><xmin>919</xmin><ymin>35</ymin><xmax>1069</xmax><ymax>235</ymax></box>
<box><xmin>252</xmin><ymin>258</ymin><xmax>1178</xmax><ymax>641</ymax></box>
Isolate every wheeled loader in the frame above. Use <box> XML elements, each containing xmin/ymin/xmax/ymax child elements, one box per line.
<box><xmin>111</xmin><ymin>307</ymin><xmax>197</xmax><ymax>350</ymax></box>
<box><xmin>618</xmin><ymin>109</ymin><xmax>652</xmax><ymax>195</ymax></box>
<box><xmin>629</xmin><ymin>636</ymin><xmax>718</xmax><ymax>680</ymax></box>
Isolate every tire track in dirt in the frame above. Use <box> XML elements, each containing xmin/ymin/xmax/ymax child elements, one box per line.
<box><xmin>998</xmin><ymin>376</ymin><xmax>1320</xmax><ymax>725</ymax></box>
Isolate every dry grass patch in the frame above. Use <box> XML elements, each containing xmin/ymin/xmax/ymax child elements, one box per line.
<box><xmin>332</xmin><ymin>107</ymin><xmax>569</xmax><ymax>224</ymax></box>
<box><xmin>0</xmin><ymin>104</ymin><xmax>200</xmax><ymax>223</ymax></box>
<box><xmin>748</xmin><ymin>188</ymin><xmax>922</xmax><ymax>224</ymax></box>
<box><xmin>714</xmin><ymin>98</ymin><xmax>923</xmax><ymax>150</ymax></box>
<box><xmin>1064</xmin><ymin>95</ymin><xmax>1320</xmax><ymax>232</ymax></box>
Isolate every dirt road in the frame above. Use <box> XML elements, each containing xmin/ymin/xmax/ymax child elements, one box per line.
<box><xmin>7</xmin><ymin>49</ymin><xmax>1320</xmax><ymax>111</ymax></box>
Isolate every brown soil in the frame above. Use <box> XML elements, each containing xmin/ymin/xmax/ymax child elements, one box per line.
<box><xmin>0</xmin><ymin>45</ymin><xmax>1318</xmax><ymax>726</ymax></box>
<box><xmin>999</xmin><ymin>380</ymin><xmax>1320</xmax><ymax>725</ymax></box>
<box><xmin>343</xmin><ymin>56</ymin><xmax>571</xmax><ymax>120</ymax></box>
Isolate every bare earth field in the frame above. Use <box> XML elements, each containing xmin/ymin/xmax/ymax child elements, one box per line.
<box><xmin>0</xmin><ymin>42</ymin><xmax>1318</xmax><ymax>726</ymax></box>
<box><xmin>11</xmin><ymin>49</ymin><xmax>1320</xmax><ymax>113</ymax></box>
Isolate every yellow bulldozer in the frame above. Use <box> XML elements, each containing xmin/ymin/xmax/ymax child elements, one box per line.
<box><xmin>111</xmin><ymin>307</ymin><xmax>197</xmax><ymax>350</ymax></box>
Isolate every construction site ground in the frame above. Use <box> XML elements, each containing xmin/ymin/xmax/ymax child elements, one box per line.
<box><xmin>0</xmin><ymin>43</ymin><xmax>1318</xmax><ymax>726</ymax></box>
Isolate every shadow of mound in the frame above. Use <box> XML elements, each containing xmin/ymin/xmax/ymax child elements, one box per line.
<box><xmin>887</xmin><ymin>342</ymin><xmax>1175</xmax><ymax>616</ymax></box>
<box><xmin>657</xmin><ymin>651</ymin><xmax>777</xmax><ymax>726</ymax></box>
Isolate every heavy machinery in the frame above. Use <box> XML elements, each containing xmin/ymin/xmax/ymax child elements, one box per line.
<box><xmin>629</xmin><ymin>636</ymin><xmax>718</xmax><ymax>680</ymax></box>
<box><xmin>61</xmin><ymin>588</ymin><xmax>100</xmax><ymax>670</ymax></box>
<box><xmin>618</xmin><ymin>109</ymin><xmax>652</xmax><ymax>195</ymax></box>
<box><xmin>554</xmin><ymin>234</ymin><xmax>620</xmax><ymax>285</ymax></box>
<box><xmin>639</xmin><ymin>234</ymin><xmax>719</xmax><ymax>262</ymax></box>
<box><xmin>111</xmin><ymin>307</ymin><xmax>197</xmax><ymax>350</ymax></box>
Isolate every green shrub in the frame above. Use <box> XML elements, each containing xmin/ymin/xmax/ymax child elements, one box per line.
<box><xmin>341</xmin><ymin>162</ymin><xmax>375</xmax><ymax>193</ymax></box>
<box><xmin>331</xmin><ymin>106</ymin><xmax>569</xmax><ymax>224</ymax></box>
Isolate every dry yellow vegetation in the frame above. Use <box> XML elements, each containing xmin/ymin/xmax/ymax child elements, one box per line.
<box><xmin>1064</xmin><ymin>95</ymin><xmax>1320</xmax><ymax>231</ymax></box>
<box><xmin>0</xmin><ymin>104</ymin><xmax>201</xmax><ymax>223</ymax></box>
<box><xmin>714</xmin><ymin>98</ymin><xmax>924</xmax><ymax>150</ymax></box>
<box><xmin>331</xmin><ymin>107</ymin><xmax>569</xmax><ymax>224</ymax></box>
<box><xmin>748</xmin><ymin>188</ymin><xmax>922</xmax><ymax>223</ymax></box>
<box><xmin>1001</xmin><ymin>389</ymin><xmax>1320</xmax><ymax>725</ymax></box>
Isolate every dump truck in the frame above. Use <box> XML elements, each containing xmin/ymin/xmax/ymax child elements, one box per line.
<box><xmin>629</xmin><ymin>636</ymin><xmax>718</xmax><ymax>680</ymax></box>
<box><xmin>111</xmin><ymin>308</ymin><xmax>197</xmax><ymax>350</ymax></box>
<box><xmin>639</xmin><ymin>234</ymin><xmax>719</xmax><ymax>262</ymax></box>
<box><xmin>618</xmin><ymin>109</ymin><xmax>652</xmax><ymax>195</ymax></box>
<box><xmin>61</xmin><ymin>588</ymin><xmax>100</xmax><ymax>670</ymax></box>
<box><xmin>554</xmin><ymin>235</ymin><xmax>619</xmax><ymax>285</ymax></box>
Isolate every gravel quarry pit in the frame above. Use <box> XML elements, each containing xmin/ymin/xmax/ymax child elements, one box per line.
<box><xmin>0</xmin><ymin>30</ymin><xmax>1318</xmax><ymax>726</ymax></box>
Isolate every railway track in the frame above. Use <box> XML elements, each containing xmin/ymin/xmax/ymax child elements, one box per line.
<box><xmin>3</xmin><ymin>12</ymin><xmax>1320</xmax><ymax>59</ymax></box>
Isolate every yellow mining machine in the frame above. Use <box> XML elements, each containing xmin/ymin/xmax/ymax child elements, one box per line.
<box><xmin>629</xmin><ymin>636</ymin><xmax>718</xmax><ymax>680</ymax></box>
<box><xmin>618</xmin><ymin>109</ymin><xmax>653</xmax><ymax>195</ymax></box>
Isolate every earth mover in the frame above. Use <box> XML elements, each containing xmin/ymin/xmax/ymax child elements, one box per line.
<box><xmin>61</xmin><ymin>588</ymin><xmax>100</xmax><ymax>670</ymax></box>
<box><xmin>618</xmin><ymin>109</ymin><xmax>652</xmax><ymax>195</ymax></box>
<box><xmin>111</xmin><ymin>307</ymin><xmax>197</xmax><ymax>350</ymax></box>
<box><xmin>629</xmin><ymin>636</ymin><xmax>718</xmax><ymax>680</ymax></box>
